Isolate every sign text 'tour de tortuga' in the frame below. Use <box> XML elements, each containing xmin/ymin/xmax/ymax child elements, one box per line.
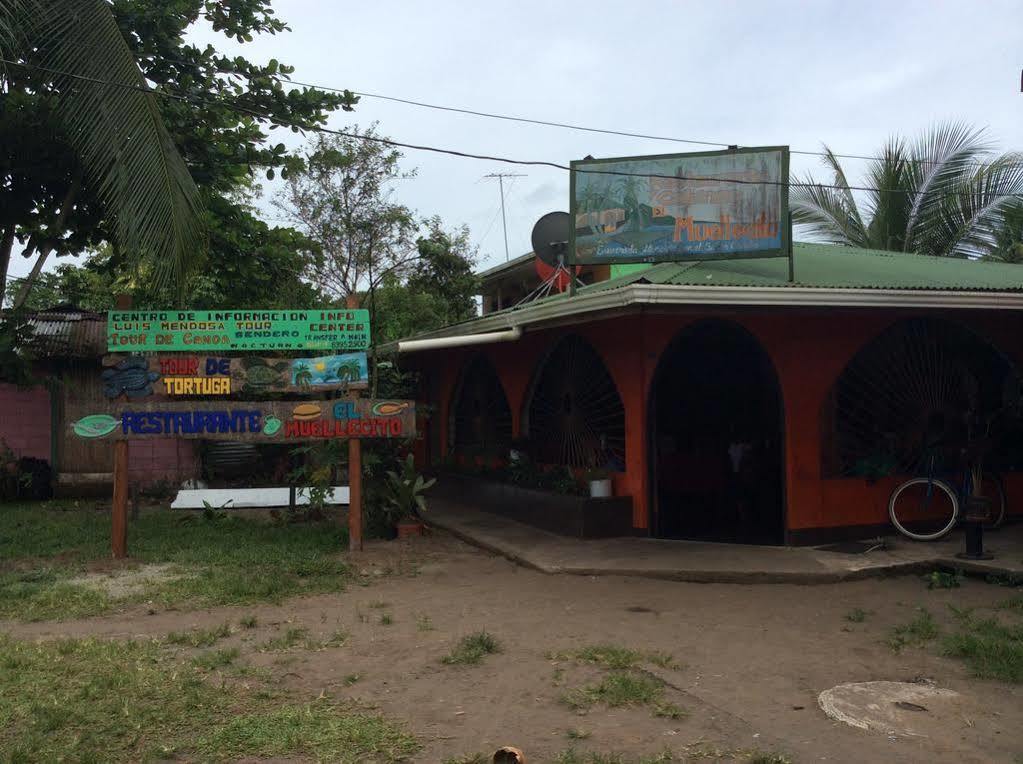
<box><xmin>107</xmin><ymin>310</ymin><xmax>371</xmax><ymax>351</ymax></box>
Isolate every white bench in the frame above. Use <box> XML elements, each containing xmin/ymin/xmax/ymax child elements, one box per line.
<box><xmin>170</xmin><ymin>486</ymin><xmax>349</xmax><ymax>509</ymax></box>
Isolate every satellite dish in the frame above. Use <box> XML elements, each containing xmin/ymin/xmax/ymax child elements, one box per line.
<box><xmin>531</xmin><ymin>211</ymin><xmax>571</xmax><ymax>267</ymax></box>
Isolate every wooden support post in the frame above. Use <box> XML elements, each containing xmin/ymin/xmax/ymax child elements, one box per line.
<box><xmin>112</xmin><ymin>440</ymin><xmax>129</xmax><ymax>558</ymax></box>
<box><xmin>345</xmin><ymin>293</ymin><xmax>363</xmax><ymax>552</ymax></box>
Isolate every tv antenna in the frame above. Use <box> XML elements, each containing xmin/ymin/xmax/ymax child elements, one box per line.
<box><xmin>484</xmin><ymin>172</ymin><xmax>526</xmax><ymax>261</ymax></box>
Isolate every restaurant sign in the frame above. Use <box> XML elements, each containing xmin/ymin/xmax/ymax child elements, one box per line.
<box><xmin>570</xmin><ymin>146</ymin><xmax>789</xmax><ymax>264</ymax></box>
<box><xmin>107</xmin><ymin>310</ymin><xmax>371</xmax><ymax>351</ymax></box>
<box><xmin>68</xmin><ymin>399</ymin><xmax>415</xmax><ymax>442</ymax></box>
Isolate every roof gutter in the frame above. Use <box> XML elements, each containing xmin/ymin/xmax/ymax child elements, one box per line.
<box><xmin>397</xmin><ymin>326</ymin><xmax>522</xmax><ymax>353</ymax></box>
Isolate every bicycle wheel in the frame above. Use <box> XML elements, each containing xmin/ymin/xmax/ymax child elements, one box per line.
<box><xmin>889</xmin><ymin>477</ymin><xmax>959</xmax><ymax>541</ymax></box>
<box><xmin>980</xmin><ymin>473</ymin><xmax>1007</xmax><ymax>530</ymax></box>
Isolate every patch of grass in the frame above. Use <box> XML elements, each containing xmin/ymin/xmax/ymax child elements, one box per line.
<box><xmin>549</xmin><ymin>644</ymin><xmax>682</xmax><ymax>671</ymax></box>
<box><xmin>0</xmin><ymin>634</ymin><xmax>417</xmax><ymax>762</ymax></box>
<box><xmin>554</xmin><ymin>750</ymin><xmax>675</xmax><ymax>764</ymax></box>
<box><xmin>323</xmin><ymin>629</ymin><xmax>350</xmax><ymax>648</ymax></box>
<box><xmin>0</xmin><ymin>503</ymin><xmax>353</xmax><ymax>621</ymax></box>
<box><xmin>261</xmin><ymin>626</ymin><xmax>310</xmax><ymax>652</ymax></box>
<box><xmin>379</xmin><ymin>613</ymin><xmax>394</xmax><ymax>626</ymax></box>
<box><xmin>344</xmin><ymin>673</ymin><xmax>362</xmax><ymax>685</ymax></box>
<box><xmin>998</xmin><ymin>596</ymin><xmax>1023</xmax><ymax>613</ymax></box>
<box><xmin>747</xmin><ymin>753</ymin><xmax>793</xmax><ymax>764</ymax></box>
<box><xmin>416</xmin><ymin>614</ymin><xmax>434</xmax><ymax>631</ymax></box>
<box><xmin>441</xmin><ymin>631</ymin><xmax>501</xmax><ymax>666</ymax></box>
<box><xmin>197</xmin><ymin>703</ymin><xmax>419</xmax><ymax>762</ymax></box>
<box><xmin>561</xmin><ymin>671</ymin><xmax>665</xmax><ymax>711</ymax></box>
<box><xmin>166</xmin><ymin>622</ymin><xmax>232</xmax><ymax>648</ymax></box>
<box><xmin>942</xmin><ymin>615</ymin><xmax>1023</xmax><ymax>682</ymax></box>
<box><xmin>566</xmin><ymin>728</ymin><xmax>591</xmax><ymax>740</ymax></box>
<box><xmin>443</xmin><ymin>754</ymin><xmax>489</xmax><ymax>764</ymax></box>
<box><xmin>845</xmin><ymin>608</ymin><xmax>869</xmax><ymax>623</ymax></box>
<box><xmin>239</xmin><ymin>615</ymin><xmax>258</xmax><ymax>629</ymax></box>
<box><xmin>925</xmin><ymin>569</ymin><xmax>962</xmax><ymax>590</ymax></box>
<box><xmin>193</xmin><ymin>647</ymin><xmax>240</xmax><ymax>671</ymax></box>
<box><xmin>888</xmin><ymin>609</ymin><xmax>939</xmax><ymax>651</ymax></box>
<box><xmin>653</xmin><ymin>700</ymin><xmax>687</xmax><ymax>719</ymax></box>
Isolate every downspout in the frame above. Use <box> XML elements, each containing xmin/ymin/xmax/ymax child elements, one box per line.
<box><xmin>397</xmin><ymin>326</ymin><xmax>522</xmax><ymax>353</ymax></box>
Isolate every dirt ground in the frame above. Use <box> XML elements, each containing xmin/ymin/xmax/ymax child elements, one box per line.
<box><xmin>4</xmin><ymin>532</ymin><xmax>1023</xmax><ymax>763</ymax></box>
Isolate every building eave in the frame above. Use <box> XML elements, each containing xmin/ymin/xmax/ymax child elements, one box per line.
<box><xmin>381</xmin><ymin>284</ymin><xmax>1023</xmax><ymax>354</ymax></box>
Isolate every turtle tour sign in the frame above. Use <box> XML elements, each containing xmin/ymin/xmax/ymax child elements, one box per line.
<box><xmin>68</xmin><ymin>398</ymin><xmax>415</xmax><ymax>442</ymax></box>
<box><xmin>107</xmin><ymin>309</ymin><xmax>371</xmax><ymax>351</ymax></box>
<box><xmin>101</xmin><ymin>352</ymin><xmax>370</xmax><ymax>398</ymax></box>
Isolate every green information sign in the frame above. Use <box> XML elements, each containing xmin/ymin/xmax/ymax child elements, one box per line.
<box><xmin>107</xmin><ymin>310</ymin><xmax>371</xmax><ymax>351</ymax></box>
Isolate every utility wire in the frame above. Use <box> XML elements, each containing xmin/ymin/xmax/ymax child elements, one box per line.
<box><xmin>3</xmin><ymin>57</ymin><xmax>1022</xmax><ymax>199</ymax></box>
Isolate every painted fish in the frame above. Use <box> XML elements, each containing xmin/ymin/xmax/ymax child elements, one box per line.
<box><xmin>73</xmin><ymin>414</ymin><xmax>119</xmax><ymax>438</ymax></box>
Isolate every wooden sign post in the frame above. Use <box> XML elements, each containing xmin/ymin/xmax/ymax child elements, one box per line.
<box><xmin>98</xmin><ymin>301</ymin><xmax>404</xmax><ymax>558</ymax></box>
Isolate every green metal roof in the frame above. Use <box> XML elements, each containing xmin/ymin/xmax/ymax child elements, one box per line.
<box><xmin>585</xmin><ymin>242</ymin><xmax>1023</xmax><ymax>293</ymax></box>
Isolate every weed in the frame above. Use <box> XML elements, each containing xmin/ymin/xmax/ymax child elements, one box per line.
<box><xmin>369</xmin><ymin>600</ymin><xmax>390</xmax><ymax>609</ymax></box>
<box><xmin>261</xmin><ymin>627</ymin><xmax>309</xmax><ymax>652</ymax></box>
<box><xmin>441</xmin><ymin>632</ymin><xmax>501</xmax><ymax>666</ymax></box>
<box><xmin>380</xmin><ymin>614</ymin><xmax>394</xmax><ymax>626</ymax></box>
<box><xmin>239</xmin><ymin>615</ymin><xmax>258</xmax><ymax>629</ymax></box>
<box><xmin>845</xmin><ymin>608</ymin><xmax>869</xmax><ymax>623</ymax></box>
<box><xmin>646</xmin><ymin>650</ymin><xmax>682</xmax><ymax>670</ymax></box>
<box><xmin>193</xmin><ymin>647</ymin><xmax>240</xmax><ymax>671</ymax></box>
<box><xmin>747</xmin><ymin>753</ymin><xmax>793</xmax><ymax>764</ymax></box>
<box><xmin>888</xmin><ymin>609</ymin><xmax>939</xmax><ymax>651</ymax></box>
<box><xmin>565</xmin><ymin>728</ymin><xmax>591</xmax><ymax>740</ymax></box>
<box><xmin>653</xmin><ymin>701</ymin><xmax>687</xmax><ymax>719</ymax></box>
<box><xmin>166</xmin><ymin>623</ymin><xmax>232</xmax><ymax>648</ymax></box>
<box><xmin>344</xmin><ymin>673</ymin><xmax>362</xmax><ymax>685</ymax></box>
<box><xmin>925</xmin><ymin>570</ymin><xmax>962</xmax><ymax>590</ymax></box>
<box><xmin>323</xmin><ymin>629</ymin><xmax>350</xmax><ymax>648</ymax></box>
<box><xmin>443</xmin><ymin>754</ymin><xmax>488</xmax><ymax>764</ymax></box>
<box><xmin>998</xmin><ymin>596</ymin><xmax>1023</xmax><ymax>613</ymax></box>
<box><xmin>562</xmin><ymin>671</ymin><xmax>664</xmax><ymax>711</ymax></box>
<box><xmin>416</xmin><ymin>614</ymin><xmax>434</xmax><ymax>631</ymax></box>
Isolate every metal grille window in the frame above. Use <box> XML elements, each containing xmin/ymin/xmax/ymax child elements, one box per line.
<box><xmin>524</xmin><ymin>336</ymin><xmax>626</xmax><ymax>469</ymax></box>
<box><xmin>826</xmin><ymin>319</ymin><xmax>1014</xmax><ymax>478</ymax></box>
<box><xmin>449</xmin><ymin>355</ymin><xmax>512</xmax><ymax>456</ymax></box>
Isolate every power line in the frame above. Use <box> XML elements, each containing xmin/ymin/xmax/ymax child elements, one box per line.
<box><xmin>2</xmin><ymin>57</ymin><xmax>1021</xmax><ymax>199</ymax></box>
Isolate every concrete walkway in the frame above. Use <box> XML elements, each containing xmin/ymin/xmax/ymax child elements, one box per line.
<box><xmin>428</xmin><ymin>500</ymin><xmax>1023</xmax><ymax>584</ymax></box>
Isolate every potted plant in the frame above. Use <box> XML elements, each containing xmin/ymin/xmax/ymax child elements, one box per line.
<box><xmin>584</xmin><ymin>467</ymin><xmax>613</xmax><ymax>498</ymax></box>
<box><xmin>385</xmin><ymin>454</ymin><xmax>436</xmax><ymax>538</ymax></box>
<box><xmin>509</xmin><ymin>436</ymin><xmax>530</xmax><ymax>463</ymax></box>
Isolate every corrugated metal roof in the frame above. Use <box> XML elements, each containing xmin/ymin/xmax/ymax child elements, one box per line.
<box><xmin>586</xmin><ymin>242</ymin><xmax>1023</xmax><ymax>293</ymax></box>
<box><xmin>19</xmin><ymin>306</ymin><xmax>107</xmax><ymax>359</ymax></box>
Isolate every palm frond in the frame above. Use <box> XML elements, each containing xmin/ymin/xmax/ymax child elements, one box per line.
<box><xmin>863</xmin><ymin>137</ymin><xmax>911</xmax><ymax>251</ymax></box>
<box><xmin>790</xmin><ymin>146</ymin><xmax>869</xmax><ymax>247</ymax></box>
<box><xmin>26</xmin><ymin>0</ymin><xmax>205</xmax><ymax>290</ymax></box>
<box><xmin>924</xmin><ymin>153</ymin><xmax>1023</xmax><ymax>259</ymax></box>
<box><xmin>903</xmin><ymin>121</ymin><xmax>992</xmax><ymax>251</ymax></box>
<box><xmin>0</xmin><ymin>0</ymin><xmax>26</xmax><ymax>60</ymax></box>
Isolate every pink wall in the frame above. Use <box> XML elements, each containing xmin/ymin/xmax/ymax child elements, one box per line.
<box><xmin>128</xmin><ymin>439</ymin><xmax>199</xmax><ymax>487</ymax></box>
<box><xmin>0</xmin><ymin>383</ymin><xmax>51</xmax><ymax>461</ymax></box>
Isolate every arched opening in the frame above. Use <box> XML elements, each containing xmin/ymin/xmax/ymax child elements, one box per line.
<box><xmin>649</xmin><ymin>320</ymin><xmax>784</xmax><ymax>543</ymax></box>
<box><xmin>824</xmin><ymin>317</ymin><xmax>1020</xmax><ymax>479</ymax></box>
<box><xmin>448</xmin><ymin>355</ymin><xmax>512</xmax><ymax>459</ymax></box>
<box><xmin>523</xmin><ymin>335</ymin><xmax>626</xmax><ymax>469</ymax></box>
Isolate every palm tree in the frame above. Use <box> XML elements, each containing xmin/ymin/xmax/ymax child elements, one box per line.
<box><xmin>986</xmin><ymin>201</ymin><xmax>1023</xmax><ymax>263</ymax></box>
<box><xmin>0</xmin><ymin>0</ymin><xmax>203</xmax><ymax>304</ymax></box>
<box><xmin>791</xmin><ymin>123</ymin><xmax>1023</xmax><ymax>258</ymax></box>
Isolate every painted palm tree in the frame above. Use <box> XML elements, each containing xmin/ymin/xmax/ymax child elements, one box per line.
<box><xmin>335</xmin><ymin>358</ymin><xmax>363</xmax><ymax>384</ymax></box>
<box><xmin>0</xmin><ymin>0</ymin><xmax>203</xmax><ymax>301</ymax></box>
<box><xmin>292</xmin><ymin>362</ymin><xmax>313</xmax><ymax>389</ymax></box>
<box><xmin>791</xmin><ymin>123</ymin><xmax>1023</xmax><ymax>258</ymax></box>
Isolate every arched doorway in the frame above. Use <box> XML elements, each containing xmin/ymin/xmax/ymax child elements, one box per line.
<box><xmin>523</xmin><ymin>335</ymin><xmax>626</xmax><ymax>469</ymax></box>
<box><xmin>449</xmin><ymin>355</ymin><xmax>512</xmax><ymax>459</ymax></box>
<box><xmin>649</xmin><ymin>320</ymin><xmax>784</xmax><ymax>543</ymax></box>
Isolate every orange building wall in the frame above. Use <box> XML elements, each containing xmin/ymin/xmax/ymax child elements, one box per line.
<box><xmin>413</xmin><ymin>307</ymin><xmax>1023</xmax><ymax>539</ymax></box>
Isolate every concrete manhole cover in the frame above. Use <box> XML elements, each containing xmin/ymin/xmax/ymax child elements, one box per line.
<box><xmin>818</xmin><ymin>681</ymin><xmax>960</xmax><ymax>738</ymax></box>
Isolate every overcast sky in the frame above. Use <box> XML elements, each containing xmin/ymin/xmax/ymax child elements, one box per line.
<box><xmin>9</xmin><ymin>0</ymin><xmax>1022</xmax><ymax>282</ymax></box>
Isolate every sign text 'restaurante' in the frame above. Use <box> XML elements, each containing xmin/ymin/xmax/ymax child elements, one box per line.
<box><xmin>107</xmin><ymin>310</ymin><xmax>371</xmax><ymax>351</ymax></box>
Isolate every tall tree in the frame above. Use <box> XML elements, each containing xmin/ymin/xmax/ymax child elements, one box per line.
<box><xmin>791</xmin><ymin>123</ymin><xmax>1023</xmax><ymax>258</ymax></box>
<box><xmin>275</xmin><ymin>125</ymin><xmax>418</xmax><ymax>304</ymax></box>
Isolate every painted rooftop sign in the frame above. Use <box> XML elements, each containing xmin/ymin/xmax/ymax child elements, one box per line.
<box><xmin>570</xmin><ymin>146</ymin><xmax>789</xmax><ymax>264</ymax></box>
<box><xmin>107</xmin><ymin>310</ymin><xmax>371</xmax><ymax>351</ymax></box>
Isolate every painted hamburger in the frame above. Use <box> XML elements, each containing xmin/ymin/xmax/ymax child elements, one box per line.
<box><xmin>292</xmin><ymin>403</ymin><xmax>322</xmax><ymax>421</ymax></box>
